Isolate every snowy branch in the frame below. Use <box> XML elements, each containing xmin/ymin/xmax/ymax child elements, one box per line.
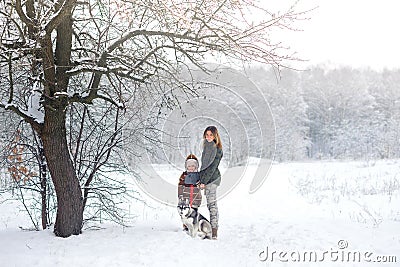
<box><xmin>0</xmin><ymin>102</ymin><xmax>43</xmax><ymax>132</ymax></box>
<box><xmin>66</xmin><ymin>65</ymin><xmax>146</xmax><ymax>82</ymax></box>
<box><xmin>103</xmin><ymin>29</ymin><xmax>221</xmax><ymax>60</ymax></box>
<box><xmin>67</xmin><ymin>91</ymin><xmax>123</xmax><ymax>109</ymax></box>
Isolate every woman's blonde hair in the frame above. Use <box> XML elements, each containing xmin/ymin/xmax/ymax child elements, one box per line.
<box><xmin>203</xmin><ymin>126</ymin><xmax>222</xmax><ymax>149</ymax></box>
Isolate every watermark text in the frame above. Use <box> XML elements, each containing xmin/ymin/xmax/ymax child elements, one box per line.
<box><xmin>259</xmin><ymin>240</ymin><xmax>397</xmax><ymax>263</ymax></box>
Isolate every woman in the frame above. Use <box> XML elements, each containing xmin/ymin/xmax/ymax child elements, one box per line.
<box><xmin>199</xmin><ymin>126</ymin><xmax>223</xmax><ymax>240</ymax></box>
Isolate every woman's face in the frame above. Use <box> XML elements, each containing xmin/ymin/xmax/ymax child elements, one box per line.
<box><xmin>205</xmin><ymin>130</ymin><xmax>215</xmax><ymax>142</ymax></box>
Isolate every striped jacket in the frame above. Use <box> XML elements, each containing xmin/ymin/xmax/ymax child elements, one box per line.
<box><xmin>178</xmin><ymin>171</ymin><xmax>202</xmax><ymax>208</ymax></box>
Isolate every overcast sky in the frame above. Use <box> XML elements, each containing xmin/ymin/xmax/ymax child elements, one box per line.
<box><xmin>272</xmin><ymin>0</ymin><xmax>400</xmax><ymax>70</ymax></box>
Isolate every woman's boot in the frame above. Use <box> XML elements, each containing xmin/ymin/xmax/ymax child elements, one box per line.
<box><xmin>212</xmin><ymin>228</ymin><xmax>218</xmax><ymax>239</ymax></box>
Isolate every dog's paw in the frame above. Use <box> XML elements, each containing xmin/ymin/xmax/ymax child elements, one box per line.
<box><xmin>189</xmin><ymin>230</ymin><xmax>197</xmax><ymax>238</ymax></box>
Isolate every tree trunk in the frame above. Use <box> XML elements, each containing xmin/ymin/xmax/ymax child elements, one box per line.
<box><xmin>41</xmin><ymin>109</ymin><xmax>83</xmax><ymax>237</ymax></box>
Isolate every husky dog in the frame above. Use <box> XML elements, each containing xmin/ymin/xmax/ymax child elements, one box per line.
<box><xmin>177</xmin><ymin>198</ymin><xmax>212</xmax><ymax>239</ymax></box>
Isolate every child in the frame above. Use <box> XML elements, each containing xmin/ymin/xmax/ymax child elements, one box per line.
<box><xmin>178</xmin><ymin>154</ymin><xmax>202</xmax><ymax>230</ymax></box>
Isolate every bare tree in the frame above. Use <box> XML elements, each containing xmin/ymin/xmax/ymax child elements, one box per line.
<box><xmin>0</xmin><ymin>125</ymin><xmax>54</xmax><ymax>230</ymax></box>
<box><xmin>0</xmin><ymin>0</ymin><xmax>307</xmax><ymax>237</ymax></box>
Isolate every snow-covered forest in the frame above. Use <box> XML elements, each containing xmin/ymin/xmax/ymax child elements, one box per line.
<box><xmin>147</xmin><ymin>65</ymin><xmax>400</xmax><ymax>164</ymax></box>
<box><xmin>248</xmin><ymin>66</ymin><xmax>400</xmax><ymax>161</ymax></box>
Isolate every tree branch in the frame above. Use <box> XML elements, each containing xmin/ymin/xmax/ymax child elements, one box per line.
<box><xmin>45</xmin><ymin>0</ymin><xmax>77</xmax><ymax>34</ymax></box>
<box><xmin>67</xmin><ymin>91</ymin><xmax>123</xmax><ymax>109</ymax></box>
<box><xmin>0</xmin><ymin>10</ymin><xmax>26</xmax><ymax>45</ymax></box>
<box><xmin>103</xmin><ymin>29</ymin><xmax>219</xmax><ymax>60</ymax></box>
<box><xmin>0</xmin><ymin>103</ymin><xmax>43</xmax><ymax>133</ymax></box>
<box><xmin>7</xmin><ymin>53</ymin><xmax>14</xmax><ymax>104</ymax></box>
<box><xmin>15</xmin><ymin>0</ymin><xmax>36</xmax><ymax>27</ymax></box>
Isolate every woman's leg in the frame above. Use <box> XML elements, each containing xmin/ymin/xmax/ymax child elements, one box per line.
<box><xmin>205</xmin><ymin>183</ymin><xmax>219</xmax><ymax>235</ymax></box>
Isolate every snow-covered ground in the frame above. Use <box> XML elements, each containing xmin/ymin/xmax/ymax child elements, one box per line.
<box><xmin>0</xmin><ymin>159</ymin><xmax>399</xmax><ymax>267</ymax></box>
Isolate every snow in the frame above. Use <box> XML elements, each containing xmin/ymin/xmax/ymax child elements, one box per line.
<box><xmin>27</xmin><ymin>82</ymin><xmax>44</xmax><ymax>124</ymax></box>
<box><xmin>0</xmin><ymin>159</ymin><xmax>399</xmax><ymax>267</ymax></box>
<box><xmin>3</xmin><ymin>103</ymin><xmax>17</xmax><ymax>109</ymax></box>
<box><xmin>54</xmin><ymin>92</ymin><xmax>69</xmax><ymax>98</ymax></box>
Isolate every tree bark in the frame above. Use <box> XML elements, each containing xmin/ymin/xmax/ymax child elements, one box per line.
<box><xmin>41</xmin><ymin>109</ymin><xmax>83</xmax><ymax>237</ymax></box>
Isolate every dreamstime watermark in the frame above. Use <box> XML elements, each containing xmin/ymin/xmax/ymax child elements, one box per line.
<box><xmin>259</xmin><ymin>240</ymin><xmax>397</xmax><ymax>263</ymax></box>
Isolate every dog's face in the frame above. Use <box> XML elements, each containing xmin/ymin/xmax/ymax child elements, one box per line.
<box><xmin>177</xmin><ymin>199</ymin><xmax>191</xmax><ymax>218</ymax></box>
